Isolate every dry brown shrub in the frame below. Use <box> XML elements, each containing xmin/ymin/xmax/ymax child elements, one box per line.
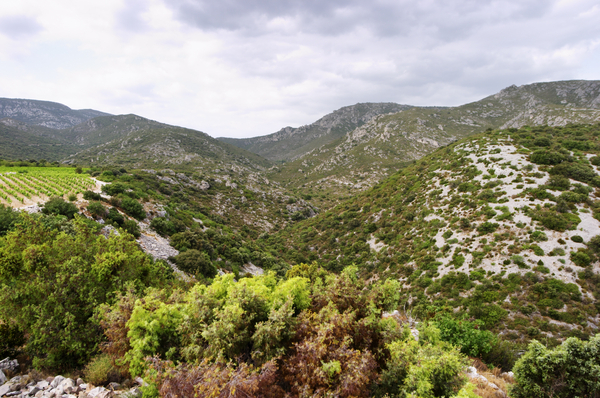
<box><xmin>97</xmin><ymin>286</ymin><xmax>138</xmax><ymax>375</ymax></box>
<box><xmin>281</xmin><ymin>305</ymin><xmax>379</xmax><ymax>398</ymax></box>
<box><xmin>472</xmin><ymin>358</ymin><xmax>489</xmax><ymax>372</ymax></box>
<box><xmin>150</xmin><ymin>357</ymin><xmax>284</xmax><ymax>398</ymax></box>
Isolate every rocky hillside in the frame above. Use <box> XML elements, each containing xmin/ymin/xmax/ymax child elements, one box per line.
<box><xmin>0</xmin><ymin>118</ymin><xmax>77</xmax><ymax>161</ymax></box>
<box><xmin>268</xmin><ymin>81</ymin><xmax>600</xmax><ymax>203</ymax></box>
<box><xmin>272</xmin><ymin>123</ymin><xmax>600</xmax><ymax>342</ymax></box>
<box><xmin>0</xmin><ymin>98</ymin><xmax>109</xmax><ymax>129</ymax></box>
<box><xmin>64</xmin><ymin>115</ymin><xmax>273</xmax><ymax>173</ymax></box>
<box><xmin>218</xmin><ymin>102</ymin><xmax>412</xmax><ymax>161</ymax></box>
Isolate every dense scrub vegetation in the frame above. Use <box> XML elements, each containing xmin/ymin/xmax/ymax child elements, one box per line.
<box><xmin>0</xmin><ymin>213</ymin><xmax>173</xmax><ymax>370</ymax></box>
<box><xmin>2</xmin><ymin>124</ymin><xmax>600</xmax><ymax>397</ymax></box>
<box><xmin>1</xmin><ymin>210</ymin><xmax>596</xmax><ymax>396</ymax></box>
<box><xmin>266</xmin><ymin>123</ymin><xmax>600</xmax><ymax>346</ymax></box>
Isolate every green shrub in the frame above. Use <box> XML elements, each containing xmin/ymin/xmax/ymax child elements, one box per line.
<box><xmin>83</xmin><ymin>354</ymin><xmax>120</xmax><ymax>386</ymax></box>
<box><xmin>173</xmin><ymin>249</ymin><xmax>217</xmax><ymax>278</ymax></box>
<box><xmin>477</xmin><ymin>221</ymin><xmax>499</xmax><ymax>235</ymax></box>
<box><xmin>570</xmin><ymin>250</ymin><xmax>591</xmax><ymax>267</ymax></box>
<box><xmin>121</xmin><ymin>197</ymin><xmax>146</xmax><ymax>220</ymax></box>
<box><xmin>531</xmin><ymin>245</ymin><xmax>544</xmax><ymax>256</ymax></box>
<box><xmin>528</xmin><ymin>188</ymin><xmax>555</xmax><ymax>200</ymax></box>
<box><xmin>0</xmin><ymin>322</ymin><xmax>25</xmax><ymax>359</ymax></box>
<box><xmin>83</xmin><ymin>191</ymin><xmax>102</xmax><ymax>200</ymax></box>
<box><xmin>477</xmin><ymin>189</ymin><xmax>497</xmax><ymax>202</ymax></box>
<box><xmin>435</xmin><ymin>316</ymin><xmax>495</xmax><ymax>357</ymax></box>
<box><xmin>0</xmin><ymin>215</ymin><xmax>171</xmax><ymax>370</ymax></box>
<box><xmin>107</xmin><ymin>207</ymin><xmax>124</xmax><ymax>226</ymax></box>
<box><xmin>562</xmin><ymin>140</ymin><xmax>594</xmax><ymax>151</ymax></box>
<box><xmin>376</xmin><ymin>324</ymin><xmax>468</xmax><ymax>398</ymax></box>
<box><xmin>510</xmin><ymin>255</ymin><xmax>527</xmax><ymax>268</ymax></box>
<box><xmin>87</xmin><ymin>201</ymin><xmax>108</xmax><ymax>219</ymax></box>
<box><xmin>122</xmin><ymin>219</ymin><xmax>141</xmax><ymax>238</ymax></box>
<box><xmin>126</xmin><ymin>296</ymin><xmax>183</xmax><ymax>377</ymax></box>
<box><xmin>530</xmin><ymin>231</ymin><xmax>548</xmax><ymax>242</ymax></box>
<box><xmin>511</xmin><ymin>334</ymin><xmax>600</xmax><ymax>398</ymax></box>
<box><xmin>68</xmin><ymin>193</ymin><xmax>77</xmax><ymax>202</ymax></box>
<box><xmin>537</xmin><ymin>210</ymin><xmax>579</xmax><ymax>232</ymax></box>
<box><xmin>591</xmin><ymin>156</ymin><xmax>600</xmax><ymax>166</ymax></box>
<box><xmin>150</xmin><ymin>216</ymin><xmax>175</xmax><ymax>237</ymax></box>
<box><xmin>364</xmin><ymin>223</ymin><xmax>377</xmax><ymax>233</ymax></box>
<box><xmin>468</xmin><ymin>303</ymin><xmax>508</xmax><ymax>328</ymax></box>
<box><xmin>42</xmin><ymin>197</ymin><xmax>78</xmax><ymax>219</ymax></box>
<box><xmin>102</xmin><ymin>183</ymin><xmax>127</xmax><ymax>196</ymax></box>
<box><xmin>533</xmin><ymin>137</ymin><xmax>552</xmax><ymax>147</ymax></box>
<box><xmin>452</xmin><ymin>254</ymin><xmax>465</xmax><ymax>268</ymax></box>
<box><xmin>545</xmin><ymin>175</ymin><xmax>570</xmax><ymax>190</ymax></box>
<box><xmin>0</xmin><ymin>204</ymin><xmax>18</xmax><ymax>236</ymax></box>
<box><xmin>550</xmin><ymin>162</ymin><xmax>597</xmax><ymax>183</ymax></box>
<box><xmin>571</xmin><ymin>235</ymin><xmax>584</xmax><ymax>243</ymax></box>
<box><xmin>530</xmin><ymin>150</ymin><xmax>566</xmax><ymax>165</ymax></box>
<box><xmin>558</xmin><ymin>191</ymin><xmax>586</xmax><ymax>203</ymax></box>
<box><xmin>586</xmin><ymin>235</ymin><xmax>600</xmax><ymax>254</ymax></box>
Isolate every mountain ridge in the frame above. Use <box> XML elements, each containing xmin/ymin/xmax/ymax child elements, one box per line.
<box><xmin>0</xmin><ymin>97</ymin><xmax>110</xmax><ymax>129</ymax></box>
<box><xmin>217</xmin><ymin>102</ymin><xmax>412</xmax><ymax>161</ymax></box>
<box><xmin>265</xmin><ymin>80</ymin><xmax>600</xmax><ymax>207</ymax></box>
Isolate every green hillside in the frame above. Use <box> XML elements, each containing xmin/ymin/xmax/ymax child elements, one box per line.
<box><xmin>63</xmin><ymin>115</ymin><xmax>273</xmax><ymax>172</ymax></box>
<box><xmin>0</xmin><ymin>118</ymin><xmax>77</xmax><ymax>161</ymax></box>
<box><xmin>218</xmin><ymin>103</ymin><xmax>412</xmax><ymax>161</ymax></box>
<box><xmin>270</xmin><ymin>123</ymin><xmax>600</xmax><ymax>343</ymax></box>
<box><xmin>267</xmin><ymin>81</ymin><xmax>600</xmax><ymax>207</ymax></box>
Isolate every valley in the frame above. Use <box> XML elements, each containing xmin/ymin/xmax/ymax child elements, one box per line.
<box><xmin>1</xmin><ymin>80</ymin><xmax>600</xmax><ymax>398</ymax></box>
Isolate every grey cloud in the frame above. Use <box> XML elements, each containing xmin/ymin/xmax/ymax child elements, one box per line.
<box><xmin>0</xmin><ymin>15</ymin><xmax>43</xmax><ymax>39</ymax></box>
<box><xmin>162</xmin><ymin>0</ymin><xmax>553</xmax><ymax>39</ymax></box>
<box><xmin>115</xmin><ymin>0</ymin><xmax>150</xmax><ymax>33</ymax></box>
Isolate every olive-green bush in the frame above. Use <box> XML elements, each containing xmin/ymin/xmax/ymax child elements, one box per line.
<box><xmin>0</xmin><ymin>214</ymin><xmax>171</xmax><ymax>370</ymax></box>
<box><xmin>511</xmin><ymin>334</ymin><xmax>600</xmax><ymax>398</ymax></box>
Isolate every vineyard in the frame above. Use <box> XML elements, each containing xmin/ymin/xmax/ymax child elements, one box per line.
<box><xmin>0</xmin><ymin>167</ymin><xmax>98</xmax><ymax>207</ymax></box>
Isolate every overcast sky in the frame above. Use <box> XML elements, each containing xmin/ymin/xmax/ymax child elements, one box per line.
<box><xmin>0</xmin><ymin>0</ymin><xmax>598</xmax><ymax>138</ymax></box>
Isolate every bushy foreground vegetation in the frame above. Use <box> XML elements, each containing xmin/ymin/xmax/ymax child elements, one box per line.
<box><xmin>0</xmin><ymin>213</ymin><xmax>172</xmax><ymax>370</ymax></box>
<box><xmin>0</xmin><ymin>210</ymin><xmax>596</xmax><ymax>397</ymax></box>
<box><xmin>0</xmin><ymin>209</ymin><xmax>597</xmax><ymax>397</ymax></box>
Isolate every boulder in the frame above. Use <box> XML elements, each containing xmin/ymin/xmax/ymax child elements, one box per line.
<box><xmin>59</xmin><ymin>378</ymin><xmax>76</xmax><ymax>390</ymax></box>
<box><xmin>50</xmin><ymin>376</ymin><xmax>65</xmax><ymax>389</ymax></box>
<box><xmin>87</xmin><ymin>386</ymin><xmax>108</xmax><ymax>398</ymax></box>
<box><xmin>0</xmin><ymin>370</ymin><xmax>6</xmax><ymax>385</ymax></box>
<box><xmin>0</xmin><ymin>358</ymin><xmax>18</xmax><ymax>372</ymax></box>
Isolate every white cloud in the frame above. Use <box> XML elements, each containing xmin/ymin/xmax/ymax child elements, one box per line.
<box><xmin>0</xmin><ymin>0</ymin><xmax>598</xmax><ymax>138</ymax></box>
